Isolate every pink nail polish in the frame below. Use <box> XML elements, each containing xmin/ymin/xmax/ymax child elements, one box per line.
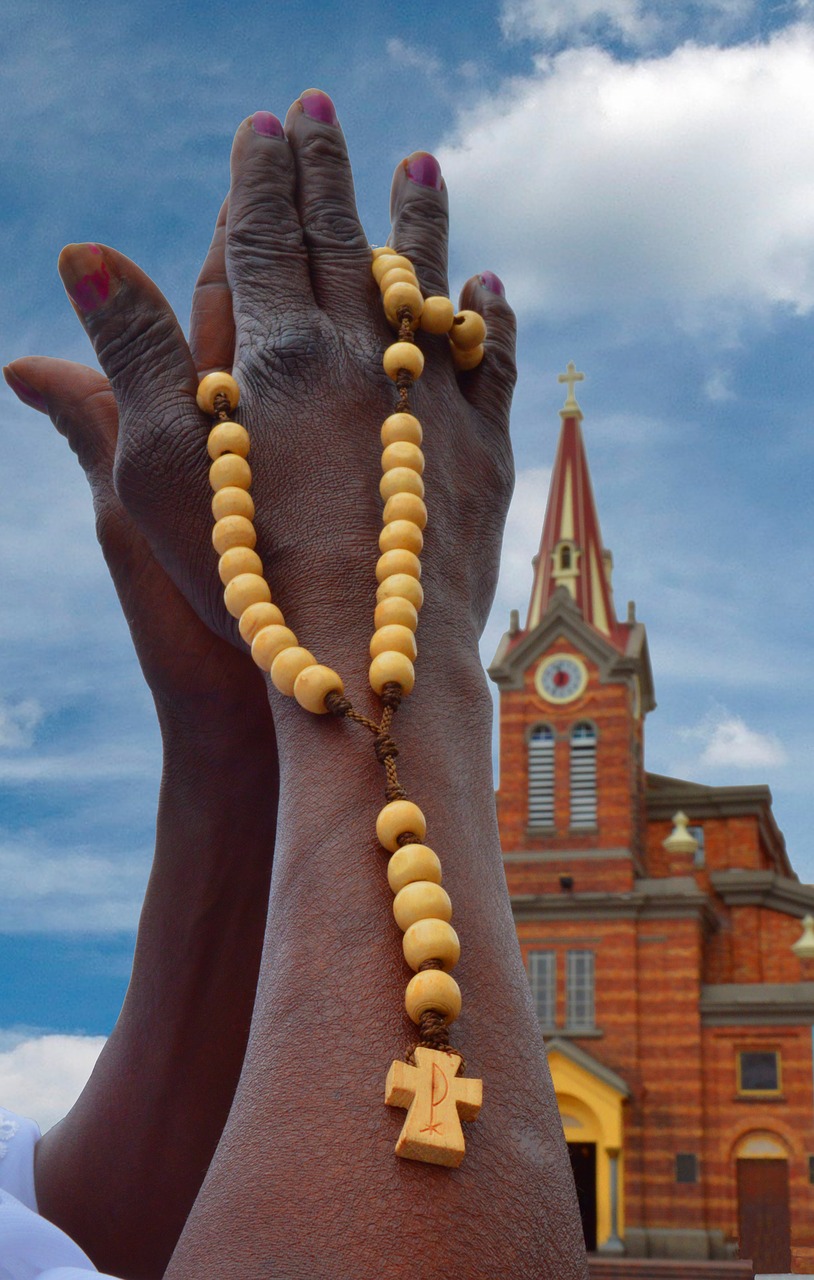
<box><xmin>3</xmin><ymin>367</ymin><xmax>47</xmax><ymax>412</ymax></box>
<box><xmin>405</xmin><ymin>153</ymin><xmax>443</xmax><ymax>191</ymax></box>
<box><xmin>59</xmin><ymin>243</ymin><xmax>118</xmax><ymax>314</ymax></box>
<box><xmin>479</xmin><ymin>271</ymin><xmax>505</xmax><ymax>297</ymax></box>
<box><xmin>252</xmin><ymin>111</ymin><xmax>284</xmax><ymax>138</ymax></box>
<box><xmin>300</xmin><ymin>89</ymin><xmax>338</xmax><ymax>126</ymax></box>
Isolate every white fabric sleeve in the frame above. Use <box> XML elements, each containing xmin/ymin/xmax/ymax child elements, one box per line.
<box><xmin>0</xmin><ymin>1108</ymin><xmax>40</xmax><ymax>1212</ymax></box>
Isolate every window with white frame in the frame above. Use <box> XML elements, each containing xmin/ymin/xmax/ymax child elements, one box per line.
<box><xmin>528</xmin><ymin>725</ymin><xmax>555</xmax><ymax>827</ymax></box>
<box><xmin>528</xmin><ymin>951</ymin><xmax>556</xmax><ymax>1027</ymax></box>
<box><xmin>570</xmin><ymin>722</ymin><xmax>597</xmax><ymax>828</ymax></box>
<box><xmin>566</xmin><ymin>950</ymin><xmax>595</xmax><ymax>1030</ymax></box>
<box><xmin>688</xmin><ymin>824</ymin><xmax>705</xmax><ymax>868</ymax></box>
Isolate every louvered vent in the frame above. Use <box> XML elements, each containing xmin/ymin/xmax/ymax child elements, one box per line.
<box><xmin>528</xmin><ymin>726</ymin><xmax>555</xmax><ymax>827</ymax></box>
<box><xmin>570</xmin><ymin>722</ymin><xmax>597</xmax><ymax>828</ymax></box>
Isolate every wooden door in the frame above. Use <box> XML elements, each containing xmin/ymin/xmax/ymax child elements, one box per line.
<box><xmin>737</xmin><ymin>1157</ymin><xmax>791</xmax><ymax>1274</ymax></box>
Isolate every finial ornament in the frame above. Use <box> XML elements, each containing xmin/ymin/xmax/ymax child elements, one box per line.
<box><xmin>558</xmin><ymin>361</ymin><xmax>584</xmax><ymax>415</ymax></box>
<box><xmin>663</xmin><ymin>811</ymin><xmax>698</xmax><ymax>856</ymax></box>
<box><xmin>792</xmin><ymin>915</ymin><xmax>814</xmax><ymax>960</ymax></box>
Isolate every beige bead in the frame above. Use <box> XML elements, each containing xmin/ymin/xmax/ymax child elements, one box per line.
<box><xmin>371</xmin><ymin>245</ymin><xmax>397</xmax><ymax>260</ymax></box>
<box><xmin>405</xmin><ymin>970</ymin><xmax>462</xmax><ymax>1026</ymax></box>
<box><xmin>370</xmin><ymin>625</ymin><xmax>417</xmax><ymax>661</ymax></box>
<box><xmin>449</xmin><ymin>310</ymin><xmax>487</xmax><ymax>351</ymax></box>
<box><xmin>379</xmin><ymin>467</ymin><xmax>425</xmax><ymax>502</ymax></box>
<box><xmin>383</xmin><ymin>342</ymin><xmax>424</xmax><ymax>382</ymax></box>
<box><xmin>383</xmin><ymin>492</ymin><xmax>427</xmax><ymax>530</ymax></box>
<box><xmin>381</xmin><ymin>441</ymin><xmax>425</xmax><ymax>476</ymax></box>
<box><xmin>376</xmin><ymin>573</ymin><xmax>424</xmax><ymax>612</ymax></box>
<box><xmin>379</xmin><ymin>519</ymin><xmax>423</xmax><ymax>556</ymax></box>
<box><xmin>238</xmin><ymin>601</ymin><xmax>284</xmax><ymax>644</ymax></box>
<box><xmin>419</xmin><ymin>295</ymin><xmax>456</xmax><ymax>334</ymax></box>
<box><xmin>369</xmin><ymin>651</ymin><xmax>415</xmax><ymax>696</ymax></box>
<box><xmin>374</xmin><ymin>596</ymin><xmax>419</xmax><ymax>632</ymax></box>
<box><xmin>218</xmin><ymin>546</ymin><xmax>263</xmax><ymax>586</ymax></box>
<box><xmin>393</xmin><ymin>881</ymin><xmax>452</xmax><ymax>932</ymax></box>
<box><xmin>376</xmin><ymin>799</ymin><xmax>427</xmax><ymax>853</ymax></box>
<box><xmin>293</xmin><ymin>664</ymin><xmax>344</xmax><ymax>714</ymax></box>
<box><xmin>381</xmin><ymin>412</ymin><xmax>422</xmax><ymax>448</ymax></box>
<box><xmin>403</xmin><ymin>919</ymin><xmax>461</xmax><ymax>973</ymax></box>
<box><xmin>451</xmin><ymin>342</ymin><xmax>485</xmax><ymax>372</ymax></box>
<box><xmin>375</xmin><ymin>549</ymin><xmax>421</xmax><ymax>584</ymax></box>
<box><xmin>224</xmin><ymin>573</ymin><xmax>271</xmax><ymax>619</ymax></box>
<box><xmin>270</xmin><ymin>646</ymin><xmax>316</xmax><ymax>696</ymax></box>
<box><xmin>212</xmin><ymin>515</ymin><xmax>257</xmax><ymax>556</ymax></box>
<box><xmin>372</xmin><ymin>253</ymin><xmax>413</xmax><ymax>283</ymax></box>
<box><xmin>379</xmin><ymin>267</ymin><xmax>419</xmax><ymax>295</ymax></box>
<box><xmin>212</xmin><ymin>486</ymin><xmax>255</xmax><ymax>522</ymax></box>
<box><xmin>207</xmin><ymin>421</ymin><xmax>250</xmax><ymax>460</ymax></box>
<box><xmin>197</xmin><ymin>371</ymin><xmax>240</xmax><ymax>414</ymax></box>
<box><xmin>209</xmin><ymin>454</ymin><xmax>252</xmax><ymax>493</ymax></box>
<box><xmin>251</xmin><ymin>624</ymin><xmax>298</xmax><ymax>672</ymax></box>
<box><xmin>386</xmin><ymin>843</ymin><xmax>442</xmax><ymax>894</ymax></box>
<box><xmin>383</xmin><ymin>281</ymin><xmax>423</xmax><ymax>329</ymax></box>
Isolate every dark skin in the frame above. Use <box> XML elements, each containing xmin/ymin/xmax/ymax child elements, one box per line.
<box><xmin>10</xmin><ymin>91</ymin><xmax>587</xmax><ymax>1279</ymax></box>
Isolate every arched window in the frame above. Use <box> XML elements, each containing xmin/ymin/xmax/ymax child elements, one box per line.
<box><xmin>570</xmin><ymin>722</ymin><xmax>597</xmax><ymax>828</ymax></box>
<box><xmin>528</xmin><ymin>725</ymin><xmax>555</xmax><ymax>827</ymax></box>
<box><xmin>559</xmin><ymin>544</ymin><xmax>571</xmax><ymax>570</ymax></box>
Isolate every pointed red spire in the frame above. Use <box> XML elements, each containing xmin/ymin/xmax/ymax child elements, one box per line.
<box><xmin>526</xmin><ymin>364</ymin><xmax>626</xmax><ymax>649</ymax></box>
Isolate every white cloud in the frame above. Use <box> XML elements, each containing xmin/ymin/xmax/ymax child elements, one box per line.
<box><xmin>0</xmin><ymin>839</ymin><xmax>148</xmax><ymax>933</ymax></box>
<box><xmin>0</xmin><ymin>1032</ymin><xmax>105</xmax><ymax>1133</ymax></box>
<box><xmin>386</xmin><ymin>37</ymin><xmax>443</xmax><ymax>77</ymax></box>
<box><xmin>0</xmin><ymin>699</ymin><xmax>43</xmax><ymax>750</ymax></box>
<box><xmin>500</xmin><ymin>0</ymin><xmax>760</xmax><ymax>48</ymax></box>
<box><xmin>680</xmin><ymin>706</ymin><xmax>788</xmax><ymax>768</ymax></box>
<box><xmin>439</xmin><ymin>26</ymin><xmax>814</xmax><ymax>323</ymax></box>
<box><xmin>480</xmin><ymin>465</ymin><xmax>550</xmax><ymax>669</ymax></box>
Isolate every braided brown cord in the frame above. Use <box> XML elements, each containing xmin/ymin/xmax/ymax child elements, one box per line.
<box><xmin>213</xmin><ymin>391</ymin><xmax>232</xmax><ymax>421</ymax></box>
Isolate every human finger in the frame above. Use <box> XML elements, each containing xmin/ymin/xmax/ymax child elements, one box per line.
<box><xmin>283</xmin><ymin>89</ymin><xmax>372</xmax><ymax>320</ymax></box>
<box><xmin>455</xmin><ymin>272</ymin><xmax>517</xmax><ymax>434</ymax></box>
<box><xmin>189</xmin><ymin>195</ymin><xmax>235</xmax><ymax>377</ymax></box>
<box><xmin>388</xmin><ymin>152</ymin><xmax>449</xmax><ymax>300</ymax></box>
<box><xmin>4</xmin><ymin>357</ymin><xmax>117</xmax><ymax>476</ymax></box>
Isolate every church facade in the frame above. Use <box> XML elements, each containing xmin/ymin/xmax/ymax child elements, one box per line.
<box><xmin>489</xmin><ymin>368</ymin><xmax>814</xmax><ymax>1275</ymax></box>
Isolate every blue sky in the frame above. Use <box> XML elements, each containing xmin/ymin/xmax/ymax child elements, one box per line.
<box><xmin>2</xmin><ymin>0</ymin><xmax>813</xmax><ymax>1124</ymax></box>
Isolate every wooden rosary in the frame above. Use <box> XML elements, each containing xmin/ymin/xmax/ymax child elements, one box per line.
<box><xmin>196</xmin><ymin>249</ymin><xmax>484</xmax><ymax>1168</ymax></box>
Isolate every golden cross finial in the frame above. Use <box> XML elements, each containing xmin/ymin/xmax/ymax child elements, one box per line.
<box><xmin>558</xmin><ymin>361</ymin><xmax>585</xmax><ymax>413</ymax></box>
<box><xmin>385</xmin><ymin>1047</ymin><xmax>483</xmax><ymax>1167</ymax></box>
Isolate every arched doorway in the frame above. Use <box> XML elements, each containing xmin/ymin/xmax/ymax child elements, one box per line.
<box><xmin>734</xmin><ymin>1131</ymin><xmax>791</xmax><ymax>1275</ymax></box>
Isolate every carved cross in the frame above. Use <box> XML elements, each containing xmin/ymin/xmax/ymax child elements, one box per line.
<box><xmin>385</xmin><ymin>1047</ymin><xmax>483</xmax><ymax>1167</ymax></box>
<box><xmin>558</xmin><ymin>361</ymin><xmax>585</xmax><ymax>409</ymax></box>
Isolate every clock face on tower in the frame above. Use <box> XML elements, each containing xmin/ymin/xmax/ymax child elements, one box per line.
<box><xmin>535</xmin><ymin>654</ymin><xmax>589</xmax><ymax>705</ymax></box>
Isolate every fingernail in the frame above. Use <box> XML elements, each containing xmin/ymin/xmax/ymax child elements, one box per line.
<box><xmin>59</xmin><ymin>243</ymin><xmax>119</xmax><ymax>314</ymax></box>
<box><xmin>3</xmin><ymin>366</ymin><xmax>47</xmax><ymax>413</ymax></box>
<box><xmin>300</xmin><ymin>89</ymin><xmax>338</xmax><ymax>126</ymax></box>
<box><xmin>405</xmin><ymin>152</ymin><xmax>443</xmax><ymax>191</ymax></box>
<box><xmin>252</xmin><ymin>111</ymin><xmax>284</xmax><ymax>138</ymax></box>
<box><xmin>479</xmin><ymin>271</ymin><xmax>505</xmax><ymax>297</ymax></box>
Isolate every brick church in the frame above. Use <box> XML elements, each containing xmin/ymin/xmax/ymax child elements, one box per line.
<box><xmin>489</xmin><ymin>365</ymin><xmax>814</xmax><ymax>1275</ymax></box>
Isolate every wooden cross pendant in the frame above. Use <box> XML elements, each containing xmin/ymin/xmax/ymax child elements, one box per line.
<box><xmin>385</xmin><ymin>1047</ymin><xmax>483</xmax><ymax>1167</ymax></box>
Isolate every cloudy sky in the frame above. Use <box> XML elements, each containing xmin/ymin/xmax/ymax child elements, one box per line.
<box><xmin>2</xmin><ymin>0</ymin><xmax>813</xmax><ymax>1126</ymax></box>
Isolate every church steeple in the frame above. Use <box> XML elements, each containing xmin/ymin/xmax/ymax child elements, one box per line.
<box><xmin>525</xmin><ymin>364</ymin><xmax>624</xmax><ymax>649</ymax></box>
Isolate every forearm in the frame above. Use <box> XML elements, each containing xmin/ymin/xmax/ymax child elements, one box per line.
<box><xmin>35</xmin><ymin>707</ymin><xmax>278</xmax><ymax>1280</ymax></box>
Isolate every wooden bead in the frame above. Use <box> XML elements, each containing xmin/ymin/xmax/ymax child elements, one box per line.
<box><xmin>381</xmin><ymin>441</ymin><xmax>425</xmax><ymax>475</ymax></box>
<box><xmin>212</xmin><ymin>486</ymin><xmax>255</xmax><ymax>522</ymax></box>
<box><xmin>374</xmin><ymin>596</ymin><xmax>419</xmax><ymax>632</ymax></box>
<box><xmin>218</xmin><ymin>546</ymin><xmax>263</xmax><ymax>585</ymax></box>
<box><xmin>371</xmin><ymin>245</ymin><xmax>397</xmax><ymax>260</ymax></box>
<box><xmin>376</xmin><ymin>799</ymin><xmax>427</xmax><ymax>853</ymax></box>
<box><xmin>393</xmin><ymin>881</ymin><xmax>452</xmax><ymax>931</ymax></box>
<box><xmin>451</xmin><ymin>343</ymin><xmax>485</xmax><ymax>372</ymax></box>
<box><xmin>270</xmin><ymin>646</ymin><xmax>316</xmax><ymax>696</ymax></box>
<box><xmin>383</xmin><ymin>281</ymin><xmax>423</xmax><ymax>329</ymax></box>
<box><xmin>293</xmin><ymin>664</ymin><xmax>344</xmax><ymax>714</ymax></box>
<box><xmin>403</xmin><ymin>919</ymin><xmax>460</xmax><ymax>973</ymax></box>
<box><xmin>372</xmin><ymin>253</ymin><xmax>413</xmax><ymax>283</ymax></box>
<box><xmin>251</xmin><ymin>624</ymin><xmax>298</xmax><ymax>672</ymax></box>
<box><xmin>370</xmin><ymin>625</ymin><xmax>417</xmax><ymax>661</ymax></box>
<box><xmin>449</xmin><ymin>310</ymin><xmax>487</xmax><ymax>350</ymax></box>
<box><xmin>405</xmin><ymin>970</ymin><xmax>462</xmax><ymax>1026</ymax></box>
<box><xmin>419</xmin><ymin>296</ymin><xmax>455</xmax><ymax>334</ymax></box>
<box><xmin>383</xmin><ymin>342</ymin><xmax>424</xmax><ymax>382</ymax></box>
<box><xmin>379</xmin><ymin>267</ymin><xmax>419</xmax><ymax>295</ymax></box>
<box><xmin>379</xmin><ymin>519</ymin><xmax>423</xmax><ymax>556</ymax></box>
<box><xmin>209</xmin><ymin>454</ymin><xmax>252</xmax><ymax>493</ymax></box>
<box><xmin>369</xmin><ymin>651</ymin><xmax>415</xmax><ymax>696</ymax></box>
<box><xmin>387</xmin><ymin>843</ymin><xmax>442</xmax><ymax>894</ymax></box>
<box><xmin>383</xmin><ymin>492</ymin><xmax>427</xmax><ymax>530</ymax></box>
<box><xmin>375</xmin><ymin>549</ymin><xmax>421</xmax><ymax>584</ymax></box>
<box><xmin>207</xmin><ymin>421</ymin><xmax>250</xmax><ymax>460</ymax></box>
<box><xmin>379</xmin><ymin>467</ymin><xmax>425</xmax><ymax>502</ymax></box>
<box><xmin>212</xmin><ymin>515</ymin><xmax>257</xmax><ymax>556</ymax></box>
<box><xmin>238</xmin><ymin>601</ymin><xmax>285</xmax><ymax>644</ymax></box>
<box><xmin>224</xmin><ymin>573</ymin><xmax>271</xmax><ymax>619</ymax></box>
<box><xmin>197</xmin><ymin>371</ymin><xmax>240</xmax><ymax>414</ymax></box>
<box><xmin>381</xmin><ymin>413</ymin><xmax>422</xmax><ymax>448</ymax></box>
<box><xmin>376</xmin><ymin>573</ymin><xmax>424</xmax><ymax>612</ymax></box>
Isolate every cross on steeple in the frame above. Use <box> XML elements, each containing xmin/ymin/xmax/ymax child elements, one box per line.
<box><xmin>558</xmin><ymin>361</ymin><xmax>585</xmax><ymax>413</ymax></box>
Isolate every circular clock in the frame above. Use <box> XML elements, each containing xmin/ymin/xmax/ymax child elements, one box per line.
<box><xmin>535</xmin><ymin>654</ymin><xmax>588</xmax><ymax>705</ymax></box>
